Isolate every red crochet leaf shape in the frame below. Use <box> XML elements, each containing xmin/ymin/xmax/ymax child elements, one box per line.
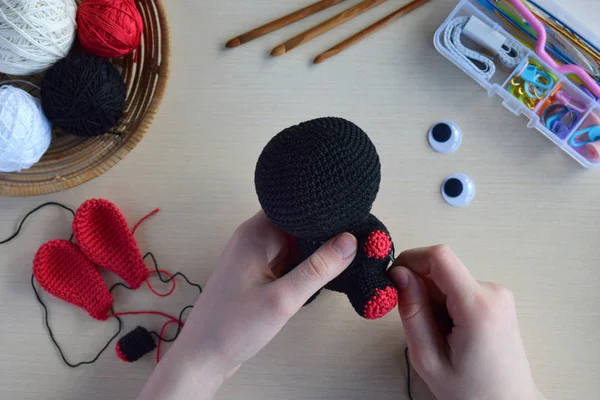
<box><xmin>33</xmin><ymin>240</ymin><xmax>113</xmax><ymax>321</ymax></box>
<box><xmin>73</xmin><ymin>199</ymin><xmax>149</xmax><ymax>289</ymax></box>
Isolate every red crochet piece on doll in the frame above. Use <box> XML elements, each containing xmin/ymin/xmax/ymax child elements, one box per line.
<box><xmin>33</xmin><ymin>240</ymin><xmax>113</xmax><ymax>321</ymax></box>
<box><xmin>364</xmin><ymin>230</ymin><xmax>392</xmax><ymax>260</ymax></box>
<box><xmin>73</xmin><ymin>199</ymin><xmax>149</xmax><ymax>289</ymax></box>
<box><xmin>115</xmin><ymin>341</ymin><xmax>128</xmax><ymax>362</ymax></box>
<box><xmin>363</xmin><ymin>286</ymin><xmax>398</xmax><ymax>320</ymax></box>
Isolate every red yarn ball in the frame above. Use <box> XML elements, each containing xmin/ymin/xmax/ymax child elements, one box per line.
<box><xmin>76</xmin><ymin>0</ymin><xmax>143</xmax><ymax>58</ymax></box>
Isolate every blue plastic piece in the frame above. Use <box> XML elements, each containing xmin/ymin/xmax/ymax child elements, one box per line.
<box><xmin>570</xmin><ymin>126</ymin><xmax>600</xmax><ymax>147</ymax></box>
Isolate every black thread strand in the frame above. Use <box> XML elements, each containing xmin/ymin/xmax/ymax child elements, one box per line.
<box><xmin>143</xmin><ymin>252</ymin><xmax>203</xmax><ymax>294</ymax></box>
<box><xmin>31</xmin><ymin>274</ymin><xmax>123</xmax><ymax>368</ymax></box>
<box><xmin>112</xmin><ymin>252</ymin><xmax>201</xmax><ymax>344</ymax></box>
<box><xmin>0</xmin><ymin>202</ymin><xmax>75</xmax><ymax>245</ymax></box>
<box><xmin>405</xmin><ymin>347</ymin><xmax>414</xmax><ymax>400</ymax></box>
<box><xmin>109</xmin><ymin>275</ymin><xmax>193</xmax><ymax>342</ymax></box>
<box><xmin>149</xmin><ymin>305</ymin><xmax>194</xmax><ymax>343</ymax></box>
<box><xmin>142</xmin><ymin>252</ymin><xmax>201</xmax><ymax>343</ymax></box>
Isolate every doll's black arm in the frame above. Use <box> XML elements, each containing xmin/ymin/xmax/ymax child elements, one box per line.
<box><xmin>325</xmin><ymin>214</ymin><xmax>398</xmax><ymax>319</ymax></box>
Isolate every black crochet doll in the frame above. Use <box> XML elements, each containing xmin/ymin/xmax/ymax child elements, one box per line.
<box><xmin>254</xmin><ymin>117</ymin><xmax>398</xmax><ymax>319</ymax></box>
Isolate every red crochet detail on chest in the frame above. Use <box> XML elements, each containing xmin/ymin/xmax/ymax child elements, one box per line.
<box><xmin>33</xmin><ymin>240</ymin><xmax>113</xmax><ymax>321</ymax></box>
<box><xmin>73</xmin><ymin>199</ymin><xmax>149</xmax><ymax>289</ymax></box>
<box><xmin>364</xmin><ymin>230</ymin><xmax>392</xmax><ymax>260</ymax></box>
<box><xmin>363</xmin><ymin>286</ymin><xmax>398</xmax><ymax>320</ymax></box>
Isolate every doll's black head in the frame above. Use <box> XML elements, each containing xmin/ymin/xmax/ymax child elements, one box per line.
<box><xmin>255</xmin><ymin>117</ymin><xmax>381</xmax><ymax>239</ymax></box>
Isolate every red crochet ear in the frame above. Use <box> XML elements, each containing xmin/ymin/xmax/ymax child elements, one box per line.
<box><xmin>73</xmin><ymin>199</ymin><xmax>149</xmax><ymax>289</ymax></box>
<box><xmin>33</xmin><ymin>240</ymin><xmax>113</xmax><ymax>321</ymax></box>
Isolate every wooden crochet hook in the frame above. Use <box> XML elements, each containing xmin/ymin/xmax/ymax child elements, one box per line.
<box><xmin>314</xmin><ymin>0</ymin><xmax>432</xmax><ymax>63</ymax></box>
<box><xmin>226</xmin><ymin>0</ymin><xmax>348</xmax><ymax>48</ymax></box>
<box><xmin>271</xmin><ymin>0</ymin><xmax>389</xmax><ymax>56</ymax></box>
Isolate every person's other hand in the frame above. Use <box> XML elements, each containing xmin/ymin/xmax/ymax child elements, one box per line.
<box><xmin>389</xmin><ymin>246</ymin><xmax>544</xmax><ymax>400</ymax></box>
<box><xmin>178</xmin><ymin>211</ymin><xmax>357</xmax><ymax>377</ymax></box>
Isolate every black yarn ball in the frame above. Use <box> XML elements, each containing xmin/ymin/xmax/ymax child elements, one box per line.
<box><xmin>41</xmin><ymin>54</ymin><xmax>126</xmax><ymax>137</ymax></box>
<box><xmin>115</xmin><ymin>326</ymin><xmax>156</xmax><ymax>363</ymax></box>
<box><xmin>255</xmin><ymin>117</ymin><xmax>381</xmax><ymax>239</ymax></box>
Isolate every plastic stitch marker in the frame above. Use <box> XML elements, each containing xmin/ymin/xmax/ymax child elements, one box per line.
<box><xmin>586</xmin><ymin>126</ymin><xmax>600</xmax><ymax>142</ymax></box>
<box><xmin>555</xmin><ymin>90</ymin><xmax>588</xmax><ymax>113</ymax></box>
<box><xmin>570</xmin><ymin>126</ymin><xmax>600</xmax><ymax>147</ymax></box>
<box><xmin>525</xmin><ymin>84</ymin><xmax>543</xmax><ymax>100</ymax></box>
<box><xmin>519</xmin><ymin>65</ymin><xmax>538</xmax><ymax>84</ymax></box>
<box><xmin>544</xmin><ymin>106</ymin><xmax>579</xmax><ymax>136</ymax></box>
<box><xmin>520</xmin><ymin>65</ymin><xmax>552</xmax><ymax>89</ymax></box>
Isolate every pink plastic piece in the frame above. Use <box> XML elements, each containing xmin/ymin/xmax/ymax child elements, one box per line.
<box><xmin>584</xmin><ymin>141</ymin><xmax>600</xmax><ymax>161</ymax></box>
<box><xmin>509</xmin><ymin>0</ymin><xmax>600</xmax><ymax>99</ymax></box>
<box><xmin>555</xmin><ymin>90</ymin><xmax>588</xmax><ymax>113</ymax></box>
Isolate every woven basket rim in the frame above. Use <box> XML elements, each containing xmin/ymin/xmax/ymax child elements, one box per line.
<box><xmin>0</xmin><ymin>0</ymin><xmax>171</xmax><ymax>197</ymax></box>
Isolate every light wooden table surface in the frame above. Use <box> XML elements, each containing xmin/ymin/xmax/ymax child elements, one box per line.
<box><xmin>1</xmin><ymin>0</ymin><xmax>599</xmax><ymax>399</ymax></box>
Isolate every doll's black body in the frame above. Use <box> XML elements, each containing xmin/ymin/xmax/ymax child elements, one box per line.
<box><xmin>295</xmin><ymin>214</ymin><xmax>396</xmax><ymax>319</ymax></box>
<box><xmin>255</xmin><ymin>117</ymin><xmax>398</xmax><ymax>319</ymax></box>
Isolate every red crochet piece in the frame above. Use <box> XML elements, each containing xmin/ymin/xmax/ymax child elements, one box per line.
<box><xmin>33</xmin><ymin>240</ymin><xmax>113</xmax><ymax>321</ymax></box>
<box><xmin>364</xmin><ymin>230</ymin><xmax>392</xmax><ymax>260</ymax></box>
<box><xmin>115</xmin><ymin>341</ymin><xmax>128</xmax><ymax>362</ymax></box>
<box><xmin>73</xmin><ymin>199</ymin><xmax>149</xmax><ymax>289</ymax></box>
<box><xmin>363</xmin><ymin>286</ymin><xmax>398</xmax><ymax>320</ymax></box>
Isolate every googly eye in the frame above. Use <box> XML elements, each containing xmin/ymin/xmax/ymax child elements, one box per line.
<box><xmin>441</xmin><ymin>174</ymin><xmax>475</xmax><ymax>207</ymax></box>
<box><xmin>428</xmin><ymin>121</ymin><xmax>462</xmax><ymax>154</ymax></box>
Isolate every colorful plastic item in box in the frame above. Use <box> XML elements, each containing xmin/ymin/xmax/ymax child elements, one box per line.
<box><xmin>434</xmin><ymin>0</ymin><xmax>600</xmax><ymax>168</ymax></box>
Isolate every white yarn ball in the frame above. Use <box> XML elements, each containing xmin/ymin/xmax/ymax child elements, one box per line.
<box><xmin>0</xmin><ymin>0</ymin><xmax>77</xmax><ymax>75</ymax></box>
<box><xmin>0</xmin><ymin>85</ymin><xmax>52</xmax><ymax>172</ymax></box>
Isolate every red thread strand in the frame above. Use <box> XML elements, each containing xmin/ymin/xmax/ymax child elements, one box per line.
<box><xmin>107</xmin><ymin>310</ymin><xmax>178</xmax><ymax>322</ymax></box>
<box><xmin>132</xmin><ymin>208</ymin><xmax>160</xmax><ymax>236</ymax></box>
<box><xmin>146</xmin><ymin>269</ymin><xmax>177</xmax><ymax>297</ymax></box>
<box><xmin>156</xmin><ymin>320</ymin><xmax>183</xmax><ymax>363</ymax></box>
<box><xmin>133</xmin><ymin>208</ymin><xmax>177</xmax><ymax>297</ymax></box>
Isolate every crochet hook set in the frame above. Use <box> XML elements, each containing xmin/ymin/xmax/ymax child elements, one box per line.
<box><xmin>226</xmin><ymin>0</ymin><xmax>432</xmax><ymax>64</ymax></box>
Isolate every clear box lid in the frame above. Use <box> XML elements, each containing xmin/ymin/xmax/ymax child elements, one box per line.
<box><xmin>531</xmin><ymin>0</ymin><xmax>600</xmax><ymax>51</ymax></box>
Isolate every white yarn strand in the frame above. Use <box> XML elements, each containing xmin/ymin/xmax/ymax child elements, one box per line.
<box><xmin>0</xmin><ymin>0</ymin><xmax>77</xmax><ymax>75</ymax></box>
<box><xmin>0</xmin><ymin>85</ymin><xmax>51</xmax><ymax>172</ymax></box>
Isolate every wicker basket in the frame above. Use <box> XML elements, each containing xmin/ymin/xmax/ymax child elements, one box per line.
<box><xmin>0</xmin><ymin>0</ymin><xmax>170</xmax><ymax>197</ymax></box>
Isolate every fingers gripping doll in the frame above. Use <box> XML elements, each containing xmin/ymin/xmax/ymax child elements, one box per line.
<box><xmin>254</xmin><ymin>117</ymin><xmax>398</xmax><ymax>319</ymax></box>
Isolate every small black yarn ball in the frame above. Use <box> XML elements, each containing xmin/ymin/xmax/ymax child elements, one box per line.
<box><xmin>255</xmin><ymin>117</ymin><xmax>381</xmax><ymax>239</ymax></box>
<box><xmin>116</xmin><ymin>326</ymin><xmax>156</xmax><ymax>363</ymax></box>
<box><xmin>41</xmin><ymin>54</ymin><xmax>126</xmax><ymax>137</ymax></box>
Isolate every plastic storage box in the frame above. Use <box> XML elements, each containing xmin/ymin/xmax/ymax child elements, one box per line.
<box><xmin>434</xmin><ymin>0</ymin><xmax>600</xmax><ymax>168</ymax></box>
